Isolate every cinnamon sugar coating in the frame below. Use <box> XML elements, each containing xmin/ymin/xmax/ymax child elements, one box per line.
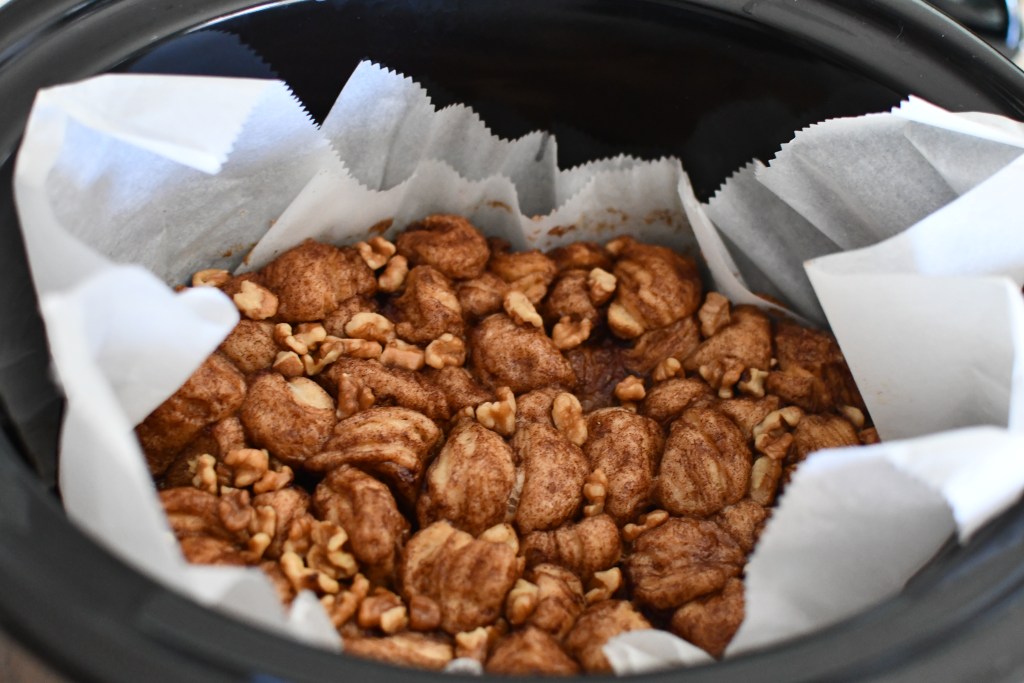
<box><xmin>144</xmin><ymin>216</ymin><xmax>871</xmax><ymax>672</ymax></box>
<box><xmin>417</xmin><ymin>419</ymin><xmax>516</xmax><ymax>536</ymax></box>
<box><xmin>137</xmin><ymin>353</ymin><xmax>246</xmax><ymax>476</ymax></box>
<box><xmin>469</xmin><ymin>314</ymin><xmax>576</xmax><ymax>393</ymax></box>
<box><xmin>396</xmin><ymin>214</ymin><xmax>490</xmax><ymax>279</ymax></box>
<box><xmin>261</xmin><ymin>239</ymin><xmax>376</xmax><ymax>322</ymax></box>
<box><xmin>583</xmin><ymin>408</ymin><xmax>663</xmax><ymax>524</ymax></box>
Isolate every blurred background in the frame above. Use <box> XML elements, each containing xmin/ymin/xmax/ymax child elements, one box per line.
<box><xmin>928</xmin><ymin>0</ymin><xmax>1023</xmax><ymax>56</ymax></box>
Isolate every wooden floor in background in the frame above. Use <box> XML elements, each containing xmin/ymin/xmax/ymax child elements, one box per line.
<box><xmin>0</xmin><ymin>629</ymin><xmax>64</xmax><ymax>683</ymax></box>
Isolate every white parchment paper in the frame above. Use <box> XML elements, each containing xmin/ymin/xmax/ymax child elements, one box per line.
<box><xmin>13</xmin><ymin>63</ymin><xmax>1024</xmax><ymax>672</ymax></box>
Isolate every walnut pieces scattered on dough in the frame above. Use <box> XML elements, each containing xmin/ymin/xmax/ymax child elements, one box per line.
<box><xmin>139</xmin><ymin>215</ymin><xmax>874</xmax><ymax>674</ymax></box>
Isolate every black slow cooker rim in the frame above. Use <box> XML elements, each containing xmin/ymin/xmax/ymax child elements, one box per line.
<box><xmin>1</xmin><ymin>1</ymin><xmax>1024</xmax><ymax>681</ymax></box>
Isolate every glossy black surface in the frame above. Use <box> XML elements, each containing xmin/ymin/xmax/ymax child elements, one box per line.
<box><xmin>1</xmin><ymin>1</ymin><xmax>1024</xmax><ymax>681</ymax></box>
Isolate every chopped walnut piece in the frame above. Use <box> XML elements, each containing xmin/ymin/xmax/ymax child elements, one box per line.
<box><xmin>585</xmin><ymin>567</ymin><xmax>623</xmax><ymax>605</ymax></box>
<box><xmin>345</xmin><ymin>312</ymin><xmax>396</xmax><ymax>343</ymax></box>
<box><xmin>506</xmin><ymin>578</ymin><xmax>540</xmax><ymax>625</ymax></box>
<box><xmin>454</xmin><ymin>627</ymin><xmax>491</xmax><ymax>663</ymax></box>
<box><xmin>752</xmin><ymin>406</ymin><xmax>803</xmax><ymax>461</ymax></box>
<box><xmin>551</xmin><ymin>316</ymin><xmax>592</xmax><ymax>351</ymax></box>
<box><xmin>582</xmin><ymin>469</ymin><xmax>608</xmax><ymax>517</ymax></box>
<box><xmin>343</xmin><ymin>633</ymin><xmax>454</xmax><ymax>671</ymax></box>
<box><xmin>358</xmin><ymin>588</ymin><xmax>406</xmax><ymax>631</ymax></box>
<box><xmin>232</xmin><ymin>280</ymin><xmax>279</xmax><ymax>320</ymax></box>
<box><xmin>380</xmin><ymin>339</ymin><xmax>426</xmax><ymax>371</ymax></box>
<box><xmin>137</xmin><ymin>353</ymin><xmax>247</xmax><ymax>477</ymax></box>
<box><xmin>486</xmin><ymin>627</ymin><xmax>579</xmax><ymax>676</ymax></box>
<box><xmin>396</xmin><ymin>214</ymin><xmax>490</xmax><ymax>280</ymax></box>
<box><xmin>470</xmin><ymin>314</ymin><xmax>576</xmax><ymax>394</ymax></box>
<box><xmin>476</xmin><ymin>386</ymin><xmax>517</xmax><ymax>437</ymax></box>
<box><xmin>521</xmin><ymin>514</ymin><xmax>621</xmax><ymax>579</ymax></box>
<box><xmin>314</xmin><ymin>465</ymin><xmax>409</xmax><ymax>583</ymax></box>
<box><xmin>321</xmin><ymin>573</ymin><xmax>370</xmax><ymax>628</ymax></box>
<box><xmin>252</xmin><ymin>463</ymin><xmax>294</xmax><ymax>495</ymax></box>
<box><xmin>699</xmin><ymin>356</ymin><xmax>747</xmax><ymax>399</ymax></box>
<box><xmin>656</xmin><ymin>406</ymin><xmax>751</xmax><ymax>517</ymax></box>
<box><xmin>699</xmin><ymin>291</ymin><xmax>732</xmax><ymax>338</ymax></box>
<box><xmin>356</xmin><ymin>236</ymin><xmax>397</xmax><ymax>270</ymax></box>
<box><xmin>584</xmin><ymin>408</ymin><xmax>663</xmax><ymax>524</ymax></box>
<box><xmin>261</xmin><ymin>239</ymin><xmax>376</xmax><ymax>322</ymax></box>
<box><xmin>478</xmin><ymin>523</ymin><xmax>520</xmax><ymax>555</ymax></box>
<box><xmin>738</xmin><ymin>367</ymin><xmax>770</xmax><ymax>398</ymax></box>
<box><xmin>614</xmin><ymin>375</ymin><xmax>646</xmax><ymax>402</ymax></box>
<box><xmin>417</xmin><ymin>419</ymin><xmax>516</xmax><ymax>536</ymax></box>
<box><xmin>192</xmin><ymin>268</ymin><xmax>230</xmax><ymax>288</ymax></box>
<box><xmin>550</xmin><ymin>392</ymin><xmax>587</xmax><ymax>446</ymax></box>
<box><xmin>791</xmin><ymin>413</ymin><xmax>860</xmax><ymax>462</ymax></box>
<box><xmin>565</xmin><ymin>600</ymin><xmax>651</xmax><ymax>674</ymax></box>
<box><xmin>378</xmin><ymin>254</ymin><xmax>409</xmax><ymax>293</ymax></box>
<box><xmin>400</xmin><ymin>521</ymin><xmax>521</xmax><ymax>635</ymax></box>
<box><xmin>626</xmin><ymin>517</ymin><xmax>744</xmax><ymax>610</ymax></box>
<box><xmin>512</xmin><ymin>423</ymin><xmax>589</xmax><ymax>534</ymax></box>
<box><xmin>272</xmin><ymin>351</ymin><xmax>304</xmax><ymax>378</ymax></box>
<box><xmin>750</xmin><ymin>456</ymin><xmax>783</xmax><ymax>505</ymax></box>
<box><xmin>684</xmin><ymin>305</ymin><xmax>772</xmax><ymax>377</ymax></box>
<box><xmin>295</xmin><ymin>322</ymin><xmax>328</xmax><ymax>349</ymax></box>
<box><xmin>607</xmin><ymin>301</ymin><xmax>645</xmax><ymax>339</ymax></box>
<box><xmin>503</xmin><ymin>290</ymin><xmax>543</xmax><ymax>328</ymax></box>
<box><xmin>223</xmin><ymin>448</ymin><xmax>268</xmax><ymax>488</ymax></box>
<box><xmin>382</xmin><ymin>608</ymin><xmax>411</xmax><ymax>636</ymax></box>
<box><xmin>307</xmin><ymin>406</ymin><xmax>442</xmax><ymax>504</ymax></box>
<box><xmin>280</xmin><ymin>550</ymin><xmax>338</xmax><ymax>594</ymax></box>
<box><xmin>671</xmin><ymin>577</ymin><xmax>744</xmax><ymax>659</ymax></box>
<box><xmin>192</xmin><ymin>454</ymin><xmax>219</xmax><ymax>494</ymax></box>
<box><xmin>322</xmin><ymin>296</ymin><xmax>379</xmax><ymax>337</ymax></box>
<box><xmin>622</xmin><ymin>509</ymin><xmax>669</xmax><ymax>542</ymax></box>
<box><xmin>652</xmin><ymin>357</ymin><xmax>682</xmax><ymax>382</ymax></box>
<box><xmin>424</xmin><ymin>333</ymin><xmax>466</xmax><ymax>369</ymax></box>
<box><xmin>587</xmin><ymin>267</ymin><xmax>617</xmax><ymax>305</ymax></box>
<box><xmin>335</xmin><ymin>372</ymin><xmax>376</xmax><ymax>419</ymax></box>
<box><xmin>239</xmin><ymin>374</ymin><xmax>336</xmax><ymax>465</ymax></box>
<box><xmin>717</xmin><ymin>395</ymin><xmax>782</xmax><ymax>441</ymax></box>
<box><xmin>307</xmin><ymin>519</ymin><xmax>360</xmax><ymax>582</ymax></box>
<box><xmin>321</xmin><ymin>336</ymin><xmax>382</xmax><ymax>362</ymax></box>
<box><xmin>841</xmin><ymin>404</ymin><xmax>866</xmax><ymax>429</ymax></box>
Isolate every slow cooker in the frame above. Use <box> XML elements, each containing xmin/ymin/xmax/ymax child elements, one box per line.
<box><xmin>2</xmin><ymin>1</ymin><xmax>1024</xmax><ymax>681</ymax></box>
